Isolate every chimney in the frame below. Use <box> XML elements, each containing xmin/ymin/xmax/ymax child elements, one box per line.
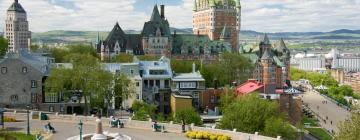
<box><xmin>192</xmin><ymin>63</ymin><xmax>196</xmax><ymax>73</ymax></box>
<box><xmin>160</xmin><ymin>5</ymin><xmax>165</xmax><ymax>19</ymax></box>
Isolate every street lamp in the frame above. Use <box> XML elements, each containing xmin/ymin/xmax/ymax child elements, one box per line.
<box><xmin>26</xmin><ymin>105</ymin><xmax>30</xmax><ymax>135</ymax></box>
<box><xmin>78</xmin><ymin>120</ymin><xmax>83</xmax><ymax>140</ymax></box>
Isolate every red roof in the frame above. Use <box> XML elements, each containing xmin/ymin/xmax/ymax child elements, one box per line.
<box><xmin>236</xmin><ymin>79</ymin><xmax>264</xmax><ymax>96</ymax></box>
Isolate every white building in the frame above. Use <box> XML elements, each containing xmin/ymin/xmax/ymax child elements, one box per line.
<box><xmin>4</xmin><ymin>0</ymin><xmax>31</xmax><ymax>52</ymax></box>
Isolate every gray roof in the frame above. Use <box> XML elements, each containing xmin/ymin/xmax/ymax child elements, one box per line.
<box><xmin>139</xmin><ymin>56</ymin><xmax>172</xmax><ymax>79</ymax></box>
<box><xmin>260</xmin><ymin>34</ymin><xmax>271</xmax><ymax>45</ymax></box>
<box><xmin>261</xmin><ymin>49</ymin><xmax>273</xmax><ymax>60</ymax></box>
<box><xmin>172</xmin><ymin>71</ymin><xmax>205</xmax><ymax>82</ymax></box>
<box><xmin>7</xmin><ymin>0</ymin><xmax>26</xmax><ymax>13</ymax></box>
<box><xmin>5</xmin><ymin>50</ymin><xmax>54</xmax><ymax>75</ymax></box>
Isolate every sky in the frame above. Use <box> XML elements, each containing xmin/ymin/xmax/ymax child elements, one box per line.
<box><xmin>0</xmin><ymin>0</ymin><xmax>359</xmax><ymax>32</ymax></box>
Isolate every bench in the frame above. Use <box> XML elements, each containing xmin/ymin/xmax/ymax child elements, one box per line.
<box><xmin>152</xmin><ymin>123</ymin><xmax>165</xmax><ymax>133</ymax></box>
<box><xmin>109</xmin><ymin>120</ymin><xmax>124</xmax><ymax>128</ymax></box>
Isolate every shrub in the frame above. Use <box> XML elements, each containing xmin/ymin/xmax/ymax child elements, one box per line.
<box><xmin>4</xmin><ymin>116</ymin><xmax>16</xmax><ymax>122</ymax></box>
<box><xmin>196</xmin><ymin>133</ymin><xmax>203</xmax><ymax>139</ymax></box>
<box><xmin>185</xmin><ymin>131</ymin><xmax>231</xmax><ymax>140</ymax></box>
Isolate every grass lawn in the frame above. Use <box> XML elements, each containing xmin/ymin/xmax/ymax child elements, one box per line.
<box><xmin>306</xmin><ymin>128</ymin><xmax>333</xmax><ymax>140</ymax></box>
<box><xmin>0</xmin><ymin>132</ymin><xmax>35</xmax><ymax>140</ymax></box>
<box><xmin>302</xmin><ymin>116</ymin><xmax>319</xmax><ymax>127</ymax></box>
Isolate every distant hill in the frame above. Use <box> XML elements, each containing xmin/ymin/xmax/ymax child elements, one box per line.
<box><xmin>240</xmin><ymin>29</ymin><xmax>360</xmax><ymax>40</ymax></box>
<box><xmin>31</xmin><ymin>29</ymin><xmax>360</xmax><ymax>44</ymax></box>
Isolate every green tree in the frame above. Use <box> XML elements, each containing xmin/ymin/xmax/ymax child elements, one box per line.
<box><xmin>114</xmin><ymin>73</ymin><xmax>136</xmax><ymax>109</ymax></box>
<box><xmin>335</xmin><ymin>113</ymin><xmax>360</xmax><ymax>140</ymax></box>
<box><xmin>111</xmin><ymin>54</ymin><xmax>134</xmax><ymax>63</ymax></box>
<box><xmin>175</xmin><ymin>108</ymin><xmax>202</xmax><ymax>126</ymax></box>
<box><xmin>263</xmin><ymin>117</ymin><xmax>296</xmax><ymax>140</ymax></box>
<box><xmin>170</xmin><ymin>59</ymin><xmax>201</xmax><ymax>73</ymax></box>
<box><xmin>131</xmin><ymin>101</ymin><xmax>157</xmax><ymax>121</ymax></box>
<box><xmin>46</xmin><ymin>53</ymin><xmax>103</xmax><ymax>115</ymax></box>
<box><xmin>201</xmin><ymin>52</ymin><xmax>254</xmax><ymax>87</ymax></box>
<box><xmin>218</xmin><ymin>86</ymin><xmax>236</xmax><ymax>111</ymax></box>
<box><xmin>220</xmin><ymin>94</ymin><xmax>278</xmax><ymax>132</ymax></box>
<box><xmin>0</xmin><ymin>37</ymin><xmax>8</xmax><ymax>57</ymax></box>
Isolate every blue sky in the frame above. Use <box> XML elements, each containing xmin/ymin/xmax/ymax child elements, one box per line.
<box><xmin>0</xmin><ymin>0</ymin><xmax>360</xmax><ymax>32</ymax></box>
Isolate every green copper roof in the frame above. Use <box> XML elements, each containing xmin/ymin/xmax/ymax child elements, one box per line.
<box><xmin>172</xmin><ymin>34</ymin><xmax>231</xmax><ymax>54</ymax></box>
<box><xmin>241</xmin><ymin>53</ymin><xmax>258</xmax><ymax>64</ymax></box>
<box><xmin>7</xmin><ymin>0</ymin><xmax>26</xmax><ymax>13</ymax></box>
<box><xmin>220</xmin><ymin>24</ymin><xmax>231</xmax><ymax>39</ymax></box>
<box><xmin>193</xmin><ymin>0</ymin><xmax>198</xmax><ymax>11</ymax></box>
<box><xmin>210</xmin><ymin>0</ymin><xmax>216</xmax><ymax>7</ymax></box>
<box><xmin>150</xmin><ymin>5</ymin><xmax>162</xmax><ymax>22</ymax></box>
<box><xmin>236</xmin><ymin>0</ymin><xmax>241</xmax><ymax>8</ymax></box>
<box><xmin>273</xmin><ymin>56</ymin><xmax>285</xmax><ymax>67</ymax></box>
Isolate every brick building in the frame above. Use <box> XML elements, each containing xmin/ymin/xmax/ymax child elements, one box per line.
<box><xmin>240</xmin><ymin>35</ymin><xmax>291</xmax><ymax>99</ymax></box>
<box><xmin>192</xmin><ymin>0</ymin><xmax>241</xmax><ymax>51</ymax></box>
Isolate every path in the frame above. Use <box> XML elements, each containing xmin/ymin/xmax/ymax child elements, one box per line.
<box><xmin>5</xmin><ymin>119</ymin><xmax>186</xmax><ymax>140</ymax></box>
<box><xmin>301</xmin><ymin>90</ymin><xmax>350</xmax><ymax>133</ymax></box>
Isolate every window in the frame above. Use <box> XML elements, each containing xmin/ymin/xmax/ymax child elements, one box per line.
<box><xmin>1</xmin><ymin>67</ymin><xmax>7</xmax><ymax>74</ymax></box>
<box><xmin>136</xmin><ymin>82</ymin><xmax>140</xmax><ymax>87</ymax></box>
<box><xmin>164</xmin><ymin>80</ymin><xmax>169</xmax><ymax>88</ymax></box>
<box><xmin>180</xmin><ymin>82</ymin><xmax>197</xmax><ymax>89</ymax></box>
<box><xmin>156</xmin><ymin>80</ymin><xmax>160</xmax><ymax>87</ymax></box>
<box><xmin>10</xmin><ymin>95</ymin><xmax>18</xmax><ymax>102</ymax></box>
<box><xmin>31</xmin><ymin>93</ymin><xmax>37</xmax><ymax>103</ymax></box>
<box><xmin>31</xmin><ymin>80</ymin><xmax>37</xmax><ymax>88</ymax></box>
<box><xmin>22</xmin><ymin>67</ymin><xmax>27</xmax><ymax>73</ymax></box>
<box><xmin>130</xmin><ymin>69</ymin><xmax>134</xmax><ymax>75</ymax></box>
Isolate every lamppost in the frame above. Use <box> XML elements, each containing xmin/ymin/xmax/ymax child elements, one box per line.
<box><xmin>26</xmin><ymin>105</ymin><xmax>30</xmax><ymax>135</ymax></box>
<box><xmin>78</xmin><ymin>120</ymin><xmax>83</xmax><ymax>140</ymax></box>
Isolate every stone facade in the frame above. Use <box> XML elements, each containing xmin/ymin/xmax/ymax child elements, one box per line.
<box><xmin>0</xmin><ymin>52</ymin><xmax>53</xmax><ymax>109</ymax></box>
<box><xmin>193</xmin><ymin>0</ymin><xmax>241</xmax><ymax>51</ymax></box>
<box><xmin>4</xmin><ymin>0</ymin><xmax>31</xmax><ymax>52</ymax></box>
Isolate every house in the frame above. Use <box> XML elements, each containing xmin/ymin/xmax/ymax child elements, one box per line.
<box><xmin>171</xmin><ymin>63</ymin><xmax>205</xmax><ymax>110</ymax></box>
<box><xmin>0</xmin><ymin>51</ymin><xmax>54</xmax><ymax>109</ymax></box>
<box><xmin>138</xmin><ymin>56</ymin><xmax>173</xmax><ymax>114</ymax></box>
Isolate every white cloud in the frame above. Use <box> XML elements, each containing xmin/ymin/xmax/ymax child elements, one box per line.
<box><xmin>0</xmin><ymin>0</ymin><xmax>359</xmax><ymax>32</ymax></box>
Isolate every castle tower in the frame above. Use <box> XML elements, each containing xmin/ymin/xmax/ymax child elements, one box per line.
<box><xmin>5</xmin><ymin>0</ymin><xmax>31</xmax><ymax>52</ymax></box>
<box><xmin>261</xmin><ymin>48</ymin><xmax>276</xmax><ymax>94</ymax></box>
<box><xmin>193</xmin><ymin>0</ymin><xmax>241</xmax><ymax>51</ymax></box>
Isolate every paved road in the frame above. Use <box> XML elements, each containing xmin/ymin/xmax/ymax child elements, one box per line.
<box><xmin>301</xmin><ymin>90</ymin><xmax>350</xmax><ymax>133</ymax></box>
<box><xmin>5</xmin><ymin>119</ymin><xmax>186</xmax><ymax>140</ymax></box>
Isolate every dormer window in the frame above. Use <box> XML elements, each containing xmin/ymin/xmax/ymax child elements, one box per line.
<box><xmin>22</xmin><ymin>67</ymin><xmax>27</xmax><ymax>73</ymax></box>
<box><xmin>1</xmin><ymin>67</ymin><xmax>7</xmax><ymax>74</ymax></box>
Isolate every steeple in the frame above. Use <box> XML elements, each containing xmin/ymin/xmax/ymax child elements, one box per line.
<box><xmin>261</xmin><ymin>34</ymin><xmax>271</xmax><ymax>45</ymax></box>
<box><xmin>150</xmin><ymin>5</ymin><xmax>162</xmax><ymax>22</ymax></box>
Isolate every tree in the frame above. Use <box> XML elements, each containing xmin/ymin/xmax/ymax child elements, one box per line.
<box><xmin>131</xmin><ymin>101</ymin><xmax>157</xmax><ymax>121</ymax></box>
<box><xmin>263</xmin><ymin>117</ymin><xmax>296</xmax><ymax>140</ymax></box>
<box><xmin>46</xmin><ymin>53</ymin><xmax>104</xmax><ymax>115</ymax></box>
<box><xmin>48</xmin><ymin>45</ymin><xmax>97</xmax><ymax>63</ymax></box>
<box><xmin>0</xmin><ymin>37</ymin><xmax>8</xmax><ymax>57</ymax></box>
<box><xmin>218</xmin><ymin>86</ymin><xmax>236</xmax><ymax>111</ymax></box>
<box><xmin>175</xmin><ymin>108</ymin><xmax>202</xmax><ymax>126</ymax></box>
<box><xmin>114</xmin><ymin>73</ymin><xmax>136</xmax><ymax>109</ymax></box>
<box><xmin>201</xmin><ymin>52</ymin><xmax>254</xmax><ymax>87</ymax></box>
<box><xmin>171</xmin><ymin>59</ymin><xmax>201</xmax><ymax>73</ymax></box>
<box><xmin>219</xmin><ymin>94</ymin><xmax>279</xmax><ymax>133</ymax></box>
<box><xmin>335</xmin><ymin>113</ymin><xmax>360</xmax><ymax>140</ymax></box>
<box><xmin>111</xmin><ymin>54</ymin><xmax>134</xmax><ymax>63</ymax></box>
